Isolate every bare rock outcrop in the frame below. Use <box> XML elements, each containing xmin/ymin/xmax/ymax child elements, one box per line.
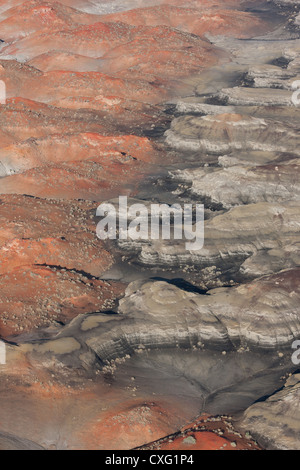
<box><xmin>239</xmin><ymin>374</ymin><xmax>300</xmax><ymax>450</ymax></box>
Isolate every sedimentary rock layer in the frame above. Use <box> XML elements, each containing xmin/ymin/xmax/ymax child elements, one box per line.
<box><xmin>23</xmin><ymin>269</ymin><xmax>300</xmax><ymax>368</ymax></box>
<box><xmin>239</xmin><ymin>374</ymin><xmax>300</xmax><ymax>450</ymax></box>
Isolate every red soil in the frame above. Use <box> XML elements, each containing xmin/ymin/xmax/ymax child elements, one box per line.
<box><xmin>0</xmin><ymin>194</ymin><xmax>124</xmax><ymax>338</ymax></box>
<box><xmin>0</xmin><ymin>265</ymin><xmax>124</xmax><ymax>338</ymax></box>
<box><xmin>138</xmin><ymin>415</ymin><xmax>261</xmax><ymax>451</ymax></box>
<box><xmin>102</xmin><ymin>5</ymin><xmax>266</xmax><ymax>39</ymax></box>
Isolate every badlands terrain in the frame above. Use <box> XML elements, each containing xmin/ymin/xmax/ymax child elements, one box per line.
<box><xmin>0</xmin><ymin>0</ymin><xmax>299</xmax><ymax>451</ymax></box>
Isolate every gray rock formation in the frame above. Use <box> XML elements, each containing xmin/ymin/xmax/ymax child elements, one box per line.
<box><xmin>16</xmin><ymin>269</ymin><xmax>299</xmax><ymax>415</ymax></box>
<box><xmin>111</xmin><ymin>201</ymin><xmax>300</xmax><ymax>288</ymax></box>
<box><xmin>239</xmin><ymin>374</ymin><xmax>300</xmax><ymax>450</ymax></box>
<box><xmin>22</xmin><ymin>268</ymin><xmax>300</xmax><ymax>371</ymax></box>
<box><xmin>244</xmin><ymin>65</ymin><xmax>299</xmax><ymax>89</ymax></box>
<box><xmin>171</xmin><ymin>159</ymin><xmax>300</xmax><ymax>208</ymax></box>
<box><xmin>165</xmin><ymin>113</ymin><xmax>300</xmax><ymax>155</ymax></box>
<box><xmin>215</xmin><ymin>87</ymin><xmax>295</xmax><ymax>106</ymax></box>
<box><xmin>0</xmin><ymin>431</ymin><xmax>44</xmax><ymax>450</ymax></box>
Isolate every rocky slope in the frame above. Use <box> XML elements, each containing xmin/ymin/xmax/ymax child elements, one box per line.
<box><xmin>239</xmin><ymin>373</ymin><xmax>300</xmax><ymax>450</ymax></box>
<box><xmin>137</xmin><ymin>415</ymin><xmax>261</xmax><ymax>451</ymax></box>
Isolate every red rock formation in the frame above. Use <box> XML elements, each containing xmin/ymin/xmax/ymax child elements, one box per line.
<box><xmin>0</xmin><ymin>265</ymin><xmax>124</xmax><ymax>338</ymax></box>
<box><xmin>138</xmin><ymin>415</ymin><xmax>261</xmax><ymax>451</ymax></box>
<box><xmin>99</xmin><ymin>26</ymin><xmax>220</xmax><ymax>82</ymax></box>
<box><xmin>0</xmin><ymin>134</ymin><xmax>158</xmax><ymax>172</ymax></box>
<box><xmin>0</xmin><ymin>194</ymin><xmax>123</xmax><ymax>338</ymax></box>
<box><xmin>0</xmin><ymin>62</ymin><xmax>167</xmax><ymax>107</ymax></box>
<box><xmin>0</xmin><ymin>161</ymin><xmax>153</xmax><ymax>200</ymax></box>
<box><xmin>0</xmin><ymin>0</ymin><xmax>105</xmax><ymax>42</ymax></box>
<box><xmin>101</xmin><ymin>5</ymin><xmax>266</xmax><ymax>39</ymax></box>
<box><xmin>0</xmin><ymin>133</ymin><xmax>162</xmax><ymax>199</ymax></box>
<box><xmin>0</xmin><ymin>98</ymin><xmax>109</xmax><ymax>143</ymax></box>
<box><xmin>75</xmin><ymin>401</ymin><xmax>183</xmax><ymax>450</ymax></box>
<box><xmin>0</xmin><ymin>235</ymin><xmax>112</xmax><ymax>276</ymax></box>
<box><xmin>28</xmin><ymin>51</ymin><xmax>104</xmax><ymax>72</ymax></box>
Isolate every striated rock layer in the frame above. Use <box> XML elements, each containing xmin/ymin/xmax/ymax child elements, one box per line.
<box><xmin>239</xmin><ymin>374</ymin><xmax>300</xmax><ymax>450</ymax></box>
<box><xmin>24</xmin><ymin>269</ymin><xmax>300</xmax><ymax>365</ymax></box>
